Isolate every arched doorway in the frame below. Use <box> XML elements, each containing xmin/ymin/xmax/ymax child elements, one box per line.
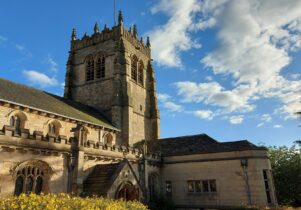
<box><xmin>116</xmin><ymin>182</ymin><xmax>139</xmax><ymax>201</ymax></box>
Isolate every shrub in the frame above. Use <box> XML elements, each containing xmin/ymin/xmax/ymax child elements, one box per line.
<box><xmin>0</xmin><ymin>193</ymin><xmax>148</xmax><ymax>210</ymax></box>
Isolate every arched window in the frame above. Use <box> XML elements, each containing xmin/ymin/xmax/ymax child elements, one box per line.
<box><xmin>138</xmin><ymin>61</ymin><xmax>144</xmax><ymax>86</ymax></box>
<box><xmin>96</xmin><ymin>56</ymin><xmax>105</xmax><ymax>79</ymax></box>
<box><xmin>86</xmin><ymin>59</ymin><xmax>94</xmax><ymax>81</ymax></box>
<box><xmin>10</xmin><ymin>115</ymin><xmax>22</xmax><ymax>135</ymax></box>
<box><xmin>14</xmin><ymin>165</ymin><xmax>46</xmax><ymax>195</ymax></box>
<box><xmin>48</xmin><ymin>123</ymin><xmax>56</xmax><ymax>135</ymax></box>
<box><xmin>14</xmin><ymin>176</ymin><xmax>24</xmax><ymax>196</ymax></box>
<box><xmin>104</xmin><ymin>133</ymin><xmax>113</xmax><ymax>145</ymax></box>
<box><xmin>131</xmin><ymin>56</ymin><xmax>138</xmax><ymax>81</ymax></box>
<box><xmin>80</xmin><ymin>127</ymin><xmax>88</xmax><ymax>146</ymax></box>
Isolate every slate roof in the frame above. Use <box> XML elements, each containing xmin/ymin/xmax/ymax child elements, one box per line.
<box><xmin>82</xmin><ymin>161</ymin><xmax>125</xmax><ymax>197</ymax></box>
<box><xmin>135</xmin><ymin>134</ymin><xmax>266</xmax><ymax>157</ymax></box>
<box><xmin>0</xmin><ymin>78</ymin><xmax>116</xmax><ymax>129</ymax></box>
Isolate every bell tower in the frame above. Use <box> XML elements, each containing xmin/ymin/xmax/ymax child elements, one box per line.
<box><xmin>64</xmin><ymin>11</ymin><xmax>160</xmax><ymax>146</ymax></box>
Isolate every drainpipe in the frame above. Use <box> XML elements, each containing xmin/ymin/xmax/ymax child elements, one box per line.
<box><xmin>241</xmin><ymin>159</ymin><xmax>252</xmax><ymax>205</ymax></box>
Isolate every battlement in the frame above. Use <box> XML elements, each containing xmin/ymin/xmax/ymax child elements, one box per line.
<box><xmin>70</xmin><ymin>11</ymin><xmax>151</xmax><ymax>57</ymax></box>
<box><xmin>0</xmin><ymin>125</ymin><xmax>140</xmax><ymax>161</ymax></box>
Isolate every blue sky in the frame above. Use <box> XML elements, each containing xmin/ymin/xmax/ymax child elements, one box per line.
<box><xmin>0</xmin><ymin>0</ymin><xmax>300</xmax><ymax>146</ymax></box>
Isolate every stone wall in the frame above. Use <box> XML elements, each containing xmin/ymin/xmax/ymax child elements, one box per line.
<box><xmin>160</xmin><ymin>150</ymin><xmax>277</xmax><ymax>208</ymax></box>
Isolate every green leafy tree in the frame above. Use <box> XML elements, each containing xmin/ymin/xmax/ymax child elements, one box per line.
<box><xmin>268</xmin><ymin>144</ymin><xmax>301</xmax><ymax>207</ymax></box>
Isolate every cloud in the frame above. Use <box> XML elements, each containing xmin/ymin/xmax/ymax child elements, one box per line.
<box><xmin>157</xmin><ymin>93</ymin><xmax>183</xmax><ymax>112</ymax></box>
<box><xmin>257</xmin><ymin>122</ymin><xmax>264</xmax><ymax>127</ymax></box>
<box><xmin>229</xmin><ymin>115</ymin><xmax>244</xmax><ymax>124</ymax></box>
<box><xmin>44</xmin><ymin>55</ymin><xmax>58</xmax><ymax>72</ymax></box>
<box><xmin>193</xmin><ymin>109</ymin><xmax>214</xmax><ymax>120</ymax></box>
<box><xmin>147</xmin><ymin>0</ymin><xmax>201</xmax><ymax>67</ymax></box>
<box><xmin>0</xmin><ymin>35</ymin><xmax>8</xmax><ymax>43</ymax></box>
<box><xmin>261</xmin><ymin>114</ymin><xmax>272</xmax><ymax>122</ymax></box>
<box><xmin>160</xmin><ymin>0</ymin><xmax>301</xmax><ymax>119</ymax></box>
<box><xmin>23</xmin><ymin>70</ymin><xmax>58</xmax><ymax>88</ymax></box>
<box><xmin>175</xmin><ymin>81</ymin><xmax>255</xmax><ymax>113</ymax></box>
<box><xmin>273</xmin><ymin>124</ymin><xmax>283</xmax><ymax>128</ymax></box>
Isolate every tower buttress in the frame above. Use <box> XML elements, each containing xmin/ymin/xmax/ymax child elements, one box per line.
<box><xmin>64</xmin><ymin>13</ymin><xmax>160</xmax><ymax>146</ymax></box>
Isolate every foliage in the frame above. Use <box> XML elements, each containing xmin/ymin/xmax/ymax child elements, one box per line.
<box><xmin>0</xmin><ymin>193</ymin><xmax>148</xmax><ymax>210</ymax></box>
<box><xmin>268</xmin><ymin>144</ymin><xmax>301</xmax><ymax>207</ymax></box>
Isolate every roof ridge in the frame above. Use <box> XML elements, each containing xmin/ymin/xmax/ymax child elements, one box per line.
<box><xmin>0</xmin><ymin>77</ymin><xmax>116</xmax><ymax>130</ymax></box>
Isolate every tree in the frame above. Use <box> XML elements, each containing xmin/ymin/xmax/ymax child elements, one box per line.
<box><xmin>268</xmin><ymin>144</ymin><xmax>301</xmax><ymax>207</ymax></box>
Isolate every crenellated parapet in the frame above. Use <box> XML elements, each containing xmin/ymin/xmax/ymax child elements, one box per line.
<box><xmin>70</xmin><ymin>11</ymin><xmax>151</xmax><ymax>58</ymax></box>
<box><xmin>0</xmin><ymin>124</ymin><xmax>140</xmax><ymax>161</ymax></box>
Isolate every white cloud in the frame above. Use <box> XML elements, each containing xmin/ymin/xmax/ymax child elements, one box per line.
<box><xmin>0</xmin><ymin>35</ymin><xmax>8</xmax><ymax>43</ymax></box>
<box><xmin>163</xmin><ymin>101</ymin><xmax>183</xmax><ymax>112</ymax></box>
<box><xmin>193</xmin><ymin>109</ymin><xmax>214</xmax><ymax>120</ymax></box>
<box><xmin>229</xmin><ymin>115</ymin><xmax>244</xmax><ymax>124</ymax></box>
<box><xmin>157</xmin><ymin>93</ymin><xmax>170</xmax><ymax>102</ymax></box>
<box><xmin>175</xmin><ymin>81</ymin><xmax>255</xmax><ymax>113</ymax></box>
<box><xmin>45</xmin><ymin>55</ymin><xmax>58</xmax><ymax>72</ymax></box>
<box><xmin>23</xmin><ymin>70</ymin><xmax>58</xmax><ymax>88</ymax></box>
<box><xmin>157</xmin><ymin>93</ymin><xmax>183</xmax><ymax>112</ymax></box>
<box><xmin>147</xmin><ymin>0</ymin><xmax>201</xmax><ymax>67</ymax></box>
<box><xmin>261</xmin><ymin>114</ymin><xmax>272</xmax><ymax>122</ymax></box>
<box><xmin>15</xmin><ymin>44</ymin><xmax>24</xmax><ymax>51</ymax></box>
<box><xmin>160</xmin><ymin>0</ymin><xmax>301</xmax><ymax>119</ymax></box>
<box><xmin>257</xmin><ymin>122</ymin><xmax>264</xmax><ymax>127</ymax></box>
<box><xmin>273</xmin><ymin>124</ymin><xmax>283</xmax><ymax>128</ymax></box>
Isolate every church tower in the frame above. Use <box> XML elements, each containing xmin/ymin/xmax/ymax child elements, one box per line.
<box><xmin>64</xmin><ymin>12</ymin><xmax>160</xmax><ymax>146</ymax></box>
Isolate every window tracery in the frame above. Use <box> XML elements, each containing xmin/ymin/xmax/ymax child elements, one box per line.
<box><xmin>131</xmin><ymin>56</ymin><xmax>138</xmax><ymax>81</ymax></box>
<box><xmin>96</xmin><ymin>56</ymin><xmax>105</xmax><ymax>79</ymax></box>
<box><xmin>138</xmin><ymin>61</ymin><xmax>144</xmax><ymax>86</ymax></box>
<box><xmin>14</xmin><ymin>166</ymin><xmax>45</xmax><ymax>196</ymax></box>
<box><xmin>86</xmin><ymin>59</ymin><xmax>94</xmax><ymax>81</ymax></box>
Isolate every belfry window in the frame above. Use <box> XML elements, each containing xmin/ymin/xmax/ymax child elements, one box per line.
<box><xmin>10</xmin><ymin>115</ymin><xmax>22</xmax><ymax>135</ymax></box>
<box><xmin>96</xmin><ymin>56</ymin><xmax>105</xmax><ymax>79</ymax></box>
<box><xmin>14</xmin><ymin>166</ymin><xmax>45</xmax><ymax>196</ymax></box>
<box><xmin>131</xmin><ymin>56</ymin><xmax>138</xmax><ymax>81</ymax></box>
<box><xmin>138</xmin><ymin>61</ymin><xmax>144</xmax><ymax>86</ymax></box>
<box><xmin>86</xmin><ymin>60</ymin><xmax>94</xmax><ymax>81</ymax></box>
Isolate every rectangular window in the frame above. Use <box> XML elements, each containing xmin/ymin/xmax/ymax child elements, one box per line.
<box><xmin>187</xmin><ymin>180</ymin><xmax>217</xmax><ymax>193</ymax></box>
<box><xmin>195</xmin><ymin>181</ymin><xmax>202</xmax><ymax>192</ymax></box>
<box><xmin>187</xmin><ymin>181</ymin><xmax>195</xmax><ymax>192</ymax></box>
<box><xmin>166</xmin><ymin>181</ymin><xmax>172</xmax><ymax>195</ymax></box>
<box><xmin>209</xmin><ymin>180</ymin><xmax>216</xmax><ymax>192</ymax></box>
<box><xmin>202</xmin><ymin>180</ymin><xmax>209</xmax><ymax>192</ymax></box>
<box><xmin>263</xmin><ymin>170</ymin><xmax>272</xmax><ymax>203</ymax></box>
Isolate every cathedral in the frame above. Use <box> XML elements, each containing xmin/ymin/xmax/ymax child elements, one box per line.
<box><xmin>0</xmin><ymin>12</ymin><xmax>277</xmax><ymax>209</ymax></box>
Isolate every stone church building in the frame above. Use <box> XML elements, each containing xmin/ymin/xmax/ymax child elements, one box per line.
<box><xmin>0</xmin><ymin>12</ymin><xmax>277</xmax><ymax>209</ymax></box>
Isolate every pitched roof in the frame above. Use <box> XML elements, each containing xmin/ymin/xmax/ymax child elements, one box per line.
<box><xmin>135</xmin><ymin>134</ymin><xmax>266</xmax><ymax>157</ymax></box>
<box><xmin>82</xmin><ymin>161</ymin><xmax>125</xmax><ymax>196</ymax></box>
<box><xmin>0</xmin><ymin>78</ymin><xmax>116</xmax><ymax>129</ymax></box>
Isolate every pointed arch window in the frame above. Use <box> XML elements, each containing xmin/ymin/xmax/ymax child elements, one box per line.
<box><xmin>10</xmin><ymin>115</ymin><xmax>22</xmax><ymax>135</ymax></box>
<box><xmin>14</xmin><ymin>166</ymin><xmax>46</xmax><ymax>196</ymax></box>
<box><xmin>104</xmin><ymin>133</ymin><xmax>113</xmax><ymax>145</ymax></box>
<box><xmin>96</xmin><ymin>56</ymin><xmax>105</xmax><ymax>79</ymax></box>
<box><xmin>138</xmin><ymin>61</ymin><xmax>144</xmax><ymax>86</ymax></box>
<box><xmin>48</xmin><ymin>123</ymin><xmax>56</xmax><ymax>135</ymax></box>
<box><xmin>131</xmin><ymin>56</ymin><xmax>138</xmax><ymax>81</ymax></box>
<box><xmin>86</xmin><ymin>59</ymin><xmax>94</xmax><ymax>81</ymax></box>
